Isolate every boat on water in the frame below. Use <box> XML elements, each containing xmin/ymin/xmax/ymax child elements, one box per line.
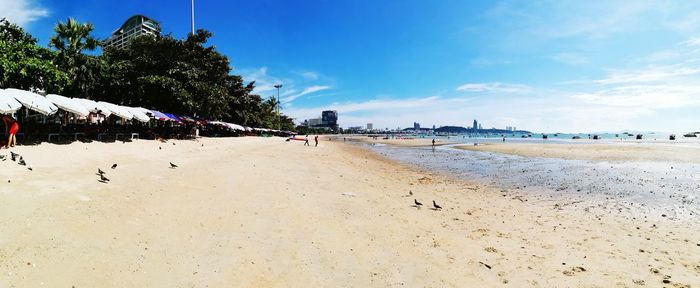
<box><xmin>683</xmin><ymin>132</ymin><xmax>698</xmax><ymax>138</ymax></box>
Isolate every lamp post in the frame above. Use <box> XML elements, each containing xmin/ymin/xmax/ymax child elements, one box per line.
<box><xmin>191</xmin><ymin>0</ymin><xmax>195</xmax><ymax>35</ymax></box>
<box><xmin>274</xmin><ymin>84</ymin><xmax>282</xmax><ymax>131</ymax></box>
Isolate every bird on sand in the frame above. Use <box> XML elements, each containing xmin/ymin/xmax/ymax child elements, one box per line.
<box><xmin>170</xmin><ymin>162</ymin><xmax>178</xmax><ymax>168</ymax></box>
<box><xmin>99</xmin><ymin>174</ymin><xmax>110</xmax><ymax>182</ymax></box>
<box><xmin>18</xmin><ymin>157</ymin><xmax>26</xmax><ymax>166</ymax></box>
<box><xmin>0</xmin><ymin>155</ymin><xmax>6</xmax><ymax>161</ymax></box>
<box><xmin>111</xmin><ymin>164</ymin><xmax>117</xmax><ymax>169</ymax></box>
<box><xmin>97</xmin><ymin>168</ymin><xmax>105</xmax><ymax>175</ymax></box>
<box><xmin>432</xmin><ymin>200</ymin><xmax>443</xmax><ymax>210</ymax></box>
<box><xmin>414</xmin><ymin>199</ymin><xmax>423</xmax><ymax>208</ymax></box>
<box><xmin>10</xmin><ymin>152</ymin><xmax>17</xmax><ymax>161</ymax></box>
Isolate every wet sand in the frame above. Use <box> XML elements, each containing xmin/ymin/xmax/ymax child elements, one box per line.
<box><xmin>456</xmin><ymin>142</ymin><xmax>700</xmax><ymax>163</ymax></box>
<box><xmin>0</xmin><ymin>137</ymin><xmax>698</xmax><ymax>287</ymax></box>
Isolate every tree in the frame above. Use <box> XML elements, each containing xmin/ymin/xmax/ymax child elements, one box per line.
<box><xmin>0</xmin><ymin>18</ymin><xmax>69</xmax><ymax>92</ymax></box>
<box><xmin>49</xmin><ymin>17</ymin><xmax>101</xmax><ymax>98</ymax></box>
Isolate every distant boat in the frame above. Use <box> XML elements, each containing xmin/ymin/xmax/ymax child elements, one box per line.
<box><xmin>542</xmin><ymin>134</ymin><xmax>548</xmax><ymax>139</ymax></box>
<box><xmin>572</xmin><ymin>136</ymin><xmax>581</xmax><ymax>139</ymax></box>
<box><xmin>684</xmin><ymin>133</ymin><xmax>698</xmax><ymax>138</ymax></box>
<box><xmin>669</xmin><ymin>134</ymin><xmax>676</xmax><ymax>140</ymax></box>
<box><xmin>593</xmin><ymin>135</ymin><xmax>600</xmax><ymax>140</ymax></box>
<box><xmin>636</xmin><ymin>134</ymin><xmax>643</xmax><ymax>140</ymax></box>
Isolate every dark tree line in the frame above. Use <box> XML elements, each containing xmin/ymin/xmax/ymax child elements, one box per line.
<box><xmin>0</xmin><ymin>17</ymin><xmax>296</xmax><ymax>130</ymax></box>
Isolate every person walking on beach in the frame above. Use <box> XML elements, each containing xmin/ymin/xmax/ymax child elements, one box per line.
<box><xmin>432</xmin><ymin>138</ymin><xmax>436</xmax><ymax>147</ymax></box>
<box><xmin>314</xmin><ymin>135</ymin><xmax>319</xmax><ymax>147</ymax></box>
<box><xmin>304</xmin><ymin>135</ymin><xmax>310</xmax><ymax>146</ymax></box>
<box><xmin>2</xmin><ymin>115</ymin><xmax>19</xmax><ymax>148</ymax></box>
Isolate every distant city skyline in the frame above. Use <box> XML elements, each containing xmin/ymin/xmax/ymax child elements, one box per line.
<box><xmin>7</xmin><ymin>0</ymin><xmax>700</xmax><ymax>132</ymax></box>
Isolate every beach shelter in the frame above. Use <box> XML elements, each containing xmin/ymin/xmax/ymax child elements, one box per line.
<box><xmin>72</xmin><ymin>98</ymin><xmax>112</xmax><ymax>117</ymax></box>
<box><xmin>0</xmin><ymin>89</ymin><xmax>22</xmax><ymax>114</ymax></box>
<box><xmin>5</xmin><ymin>88</ymin><xmax>58</xmax><ymax>115</ymax></box>
<box><xmin>125</xmin><ymin>107</ymin><xmax>150</xmax><ymax>123</ymax></box>
<box><xmin>46</xmin><ymin>94</ymin><xmax>90</xmax><ymax>117</ymax></box>
<box><xmin>149</xmin><ymin>110</ymin><xmax>171</xmax><ymax>121</ymax></box>
<box><xmin>163</xmin><ymin>113</ymin><xmax>182</xmax><ymax>123</ymax></box>
<box><xmin>98</xmin><ymin>101</ymin><xmax>133</xmax><ymax>120</ymax></box>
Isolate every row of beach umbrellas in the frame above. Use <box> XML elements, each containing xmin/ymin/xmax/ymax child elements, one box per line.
<box><xmin>0</xmin><ymin>88</ymin><xmax>282</xmax><ymax>133</ymax></box>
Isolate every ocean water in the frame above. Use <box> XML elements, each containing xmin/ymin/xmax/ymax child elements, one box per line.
<box><xmin>367</xmin><ymin>143</ymin><xmax>700</xmax><ymax>220</ymax></box>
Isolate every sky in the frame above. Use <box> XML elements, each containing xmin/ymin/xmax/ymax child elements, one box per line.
<box><xmin>3</xmin><ymin>0</ymin><xmax>700</xmax><ymax>132</ymax></box>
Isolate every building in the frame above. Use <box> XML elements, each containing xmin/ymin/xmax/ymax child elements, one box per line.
<box><xmin>413</xmin><ymin>122</ymin><xmax>420</xmax><ymax>130</ymax></box>
<box><xmin>478</xmin><ymin>124</ymin><xmax>482</xmax><ymax>130</ymax></box>
<box><xmin>366</xmin><ymin>123</ymin><xmax>373</xmax><ymax>130</ymax></box>
<box><xmin>473</xmin><ymin>120</ymin><xmax>478</xmax><ymax>131</ymax></box>
<box><xmin>104</xmin><ymin>15</ymin><xmax>161</xmax><ymax>49</ymax></box>
<box><xmin>321</xmin><ymin>110</ymin><xmax>338</xmax><ymax>129</ymax></box>
<box><xmin>307</xmin><ymin>118</ymin><xmax>322</xmax><ymax>126</ymax></box>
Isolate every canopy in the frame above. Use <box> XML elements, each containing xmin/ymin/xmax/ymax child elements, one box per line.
<box><xmin>46</xmin><ymin>94</ymin><xmax>90</xmax><ymax>117</ymax></box>
<box><xmin>0</xmin><ymin>89</ymin><xmax>22</xmax><ymax>114</ymax></box>
<box><xmin>149</xmin><ymin>110</ymin><xmax>171</xmax><ymax>121</ymax></box>
<box><xmin>98</xmin><ymin>101</ymin><xmax>133</xmax><ymax>120</ymax></box>
<box><xmin>209</xmin><ymin>121</ymin><xmax>245</xmax><ymax>131</ymax></box>
<box><xmin>125</xmin><ymin>107</ymin><xmax>150</xmax><ymax>122</ymax></box>
<box><xmin>5</xmin><ymin>88</ymin><xmax>58</xmax><ymax>115</ymax></box>
<box><xmin>163</xmin><ymin>113</ymin><xmax>182</xmax><ymax>123</ymax></box>
<box><xmin>72</xmin><ymin>98</ymin><xmax>112</xmax><ymax>117</ymax></box>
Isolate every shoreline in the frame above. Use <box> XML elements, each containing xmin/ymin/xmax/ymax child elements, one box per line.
<box><xmin>1</xmin><ymin>137</ymin><xmax>698</xmax><ymax>286</ymax></box>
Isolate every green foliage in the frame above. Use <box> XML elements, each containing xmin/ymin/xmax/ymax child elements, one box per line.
<box><xmin>0</xmin><ymin>18</ymin><xmax>69</xmax><ymax>92</ymax></box>
<box><xmin>49</xmin><ymin>17</ymin><xmax>101</xmax><ymax>98</ymax></box>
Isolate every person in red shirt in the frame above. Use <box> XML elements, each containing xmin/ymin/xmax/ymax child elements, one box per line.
<box><xmin>2</xmin><ymin>115</ymin><xmax>19</xmax><ymax>148</ymax></box>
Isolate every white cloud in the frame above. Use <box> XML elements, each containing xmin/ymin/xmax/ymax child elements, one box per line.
<box><xmin>595</xmin><ymin>65</ymin><xmax>700</xmax><ymax>84</ymax></box>
<box><xmin>456</xmin><ymin>82</ymin><xmax>531</xmax><ymax>93</ymax></box>
<box><xmin>281</xmin><ymin>85</ymin><xmax>331</xmax><ymax>103</ymax></box>
<box><xmin>301</xmin><ymin>71</ymin><xmax>319</xmax><ymax>80</ymax></box>
<box><xmin>551</xmin><ymin>52</ymin><xmax>589</xmax><ymax>66</ymax></box>
<box><xmin>0</xmin><ymin>0</ymin><xmax>49</xmax><ymax>27</ymax></box>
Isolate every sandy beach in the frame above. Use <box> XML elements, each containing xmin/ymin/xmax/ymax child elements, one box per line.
<box><xmin>1</xmin><ymin>137</ymin><xmax>698</xmax><ymax>287</ymax></box>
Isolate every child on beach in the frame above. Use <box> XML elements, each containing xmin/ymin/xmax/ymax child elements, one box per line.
<box><xmin>314</xmin><ymin>135</ymin><xmax>318</xmax><ymax>147</ymax></box>
<box><xmin>304</xmin><ymin>135</ymin><xmax>310</xmax><ymax>146</ymax></box>
<box><xmin>2</xmin><ymin>115</ymin><xmax>19</xmax><ymax>148</ymax></box>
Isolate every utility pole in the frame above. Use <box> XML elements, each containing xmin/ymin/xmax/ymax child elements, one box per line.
<box><xmin>274</xmin><ymin>84</ymin><xmax>283</xmax><ymax>131</ymax></box>
<box><xmin>191</xmin><ymin>0</ymin><xmax>195</xmax><ymax>35</ymax></box>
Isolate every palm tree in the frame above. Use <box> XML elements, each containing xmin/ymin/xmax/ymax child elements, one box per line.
<box><xmin>49</xmin><ymin>17</ymin><xmax>100</xmax><ymax>98</ymax></box>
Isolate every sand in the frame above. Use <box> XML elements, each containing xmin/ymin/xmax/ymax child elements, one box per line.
<box><xmin>456</xmin><ymin>142</ymin><xmax>700</xmax><ymax>163</ymax></box>
<box><xmin>0</xmin><ymin>137</ymin><xmax>698</xmax><ymax>287</ymax></box>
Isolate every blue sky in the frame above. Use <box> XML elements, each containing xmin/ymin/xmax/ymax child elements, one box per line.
<box><xmin>4</xmin><ymin>0</ymin><xmax>700</xmax><ymax>132</ymax></box>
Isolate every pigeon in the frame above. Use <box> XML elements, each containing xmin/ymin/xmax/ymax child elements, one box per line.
<box><xmin>169</xmin><ymin>162</ymin><xmax>178</xmax><ymax>168</ymax></box>
<box><xmin>27</xmin><ymin>166</ymin><xmax>32</xmax><ymax>171</ymax></box>
<box><xmin>111</xmin><ymin>164</ymin><xmax>117</xmax><ymax>169</ymax></box>
<box><xmin>414</xmin><ymin>199</ymin><xmax>423</xmax><ymax>208</ymax></box>
<box><xmin>10</xmin><ymin>152</ymin><xmax>17</xmax><ymax>161</ymax></box>
<box><xmin>98</xmin><ymin>168</ymin><xmax>105</xmax><ymax>175</ymax></box>
<box><xmin>172</xmin><ymin>142</ymin><xmax>176</xmax><ymax>146</ymax></box>
<box><xmin>99</xmin><ymin>174</ymin><xmax>110</xmax><ymax>182</ymax></box>
<box><xmin>432</xmin><ymin>200</ymin><xmax>442</xmax><ymax>210</ymax></box>
<box><xmin>159</xmin><ymin>147</ymin><xmax>162</xmax><ymax>150</ymax></box>
<box><xmin>18</xmin><ymin>158</ymin><xmax>26</xmax><ymax>166</ymax></box>
<box><xmin>0</xmin><ymin>155</ymin><xmax>6</xmax><ymax>160</ymax></box>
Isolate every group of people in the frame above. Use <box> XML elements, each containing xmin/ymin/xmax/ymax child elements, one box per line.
<box><xmin>1</xmin><ymin>114</ymin><xmax>19</xmax><ymax>149</ymax></box>
<box><xmin>303</xmin><ymin>135</ymin><xmax>319</xmax><ymax>147</ymax></box>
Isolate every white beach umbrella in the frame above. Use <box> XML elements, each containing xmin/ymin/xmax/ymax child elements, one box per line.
<box><xmin>227</xmin><ymin>123</ymin><xmax>245</xmax><ymax>131</ymax></box>
<box><xmin>5</xmin><ymin>88</ymin><xmax>58</xmax><ymax>115</ymax></box>
<box><xmin>72</xmin><ymin>98</ymin><xmax>112</xmax><ymax>117</ymax></box>
<box><xmin>125</xmin><ymin>107</ymin><xmax>151</xmax><ymax>123</ymax></box>
<box><xmin>0</xmin><ymin>89</ymin><xmax>22</xmax><ymax>114</ymax></box>
<box><xmin>46</xmin><ymin>94</ymin><xmax>90</xmax><ymax>117</ymax></box>
<box><xmin>98</xmin><ymin>101</ymin><xmax>133</xmax><ymax>120</ymax></box>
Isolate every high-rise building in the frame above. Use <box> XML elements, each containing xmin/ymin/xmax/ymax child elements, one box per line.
<box><xmin>104</xmin><ymin>15</ymin><xmax>161</xmax><ymax>49</ymax></box>
<box><xmin>473</xmin><ymin>120</ymin><xmax>478</xmax><ymax>131</ymax></box>
<box><xmin>366</xmin><ymin>123</ymin><xmax>373</xmax><ymax>130</ymax></box>
<box><xmin>413</xmin><ymin>122</ymin><xmax>420</xmax><ymax>130</ymax></box>
<box><xmin>321</xmin><ymin>110</ymin><xmax>338</xmax><ymax>128</ymax></box>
